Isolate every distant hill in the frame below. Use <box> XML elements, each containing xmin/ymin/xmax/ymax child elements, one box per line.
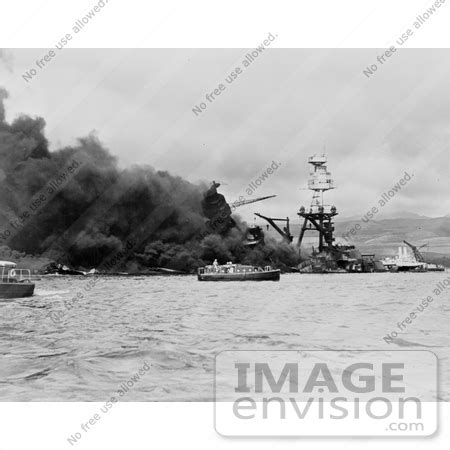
<box><xmin>336</xmin><ymin>216</ymin><xmax>450</xmax><ymax>265</ymax></box>
<box><xmin>340</xmin><ymin>211</ymin><xmax>431</xmax><ymax>221</ymax></box>
<box><xmin>262</xmin><ymin>214</ymin><xmax>450</xmax><ymax>266</ymax></box>
<box><xmin>334</xmin><ymin>216</ymin><xmax>450</xmax><ymax>247</ymax></box>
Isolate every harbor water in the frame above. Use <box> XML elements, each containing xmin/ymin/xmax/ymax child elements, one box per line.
<box><xmin>0</xmin><ymin>272</ymin><xmax>449</xmax><ymax>401</ymax></box>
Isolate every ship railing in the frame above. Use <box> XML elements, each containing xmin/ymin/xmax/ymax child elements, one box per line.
<box><xmin>308</xmin><ymin>156</ymin><xmax>327</xmax><ymax>164</ymax></box>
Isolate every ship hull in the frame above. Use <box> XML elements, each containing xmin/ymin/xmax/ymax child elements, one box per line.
<box><xmin>0</xmin><ymin>282</ymin><xmax>35</xmax><ymax>299</ymax></box>
<box><xmin>396</xmin><ymin>267</ymin><xmax>425</xmax><ymax>272</ymax></box>
<box><xmin>198</xmin><ymin>270</ymin><xmax>280</xmax><ymax>281</ymax></box>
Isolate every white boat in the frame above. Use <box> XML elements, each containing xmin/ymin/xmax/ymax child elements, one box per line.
<box><xmin>382</xmin><ymin>247</ymin><xmax>427</xmax><ymax>272</ymax></box>
<box><xmin>0</xmin><ymin>261</ymin><xmax>35</xmax><ymax>299</ymax></box>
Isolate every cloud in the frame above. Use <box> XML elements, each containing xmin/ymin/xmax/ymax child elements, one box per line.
<box><xmin>1</xmin><ymin>49</ymin><xmax>449</xmax><ymax>221</ymax></box>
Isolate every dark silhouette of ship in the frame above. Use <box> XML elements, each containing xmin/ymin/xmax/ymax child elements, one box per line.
<box><xmin>201</xmin><ymin>181</ymin><xmax>275</xmax><ymax>235</ymax></box>
<box><xmin>254</xmin><ymin>155</ymin><xmax>385</xmax><ymax>273</ymax></box>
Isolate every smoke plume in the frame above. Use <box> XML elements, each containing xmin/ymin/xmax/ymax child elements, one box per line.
<box><xmin>0</xmin><ymin>89</ymin><xmax>300</xmax><ymax>272</ymax></box>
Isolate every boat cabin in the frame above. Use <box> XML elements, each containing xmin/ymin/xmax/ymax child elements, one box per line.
<box><xmin>0</xmin><ymin>261</ymin><xmax>32</xmax><ymax>283</ymax></box>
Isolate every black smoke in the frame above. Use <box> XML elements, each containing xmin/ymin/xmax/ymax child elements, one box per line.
<box><xmin>0</xmin><ymin>89</ymin><xmax>300</xmax><ymax>272</ymax></box>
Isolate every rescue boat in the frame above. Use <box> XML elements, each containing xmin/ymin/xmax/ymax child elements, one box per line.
<box><xmin>197</xmin><ymin>261</ymin><xmax>280</xmax><ymax>281</ymax></box>
<box><xmin>0</xmin><ymin>261</ymin><xmax>35</xmax><ymax>299</ymax></box>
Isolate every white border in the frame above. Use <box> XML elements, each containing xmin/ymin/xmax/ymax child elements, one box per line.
<box><xmin>0</xmin><ymin>402</ymin><xmax>448</xmax><ymax>449</ymax></box>
<box><xmin>0</xmin><ymin>0</ymin><xmax>450</xmax><ymax>48</ymax></box>
<box><xmin>2</xmin><ymin>1</ymin><xmax>450</xmax><ymax>449</ymax></box>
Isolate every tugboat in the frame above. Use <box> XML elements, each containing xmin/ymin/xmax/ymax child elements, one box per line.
<box><xmin>0</xmin><ymin>261</ymin><xmax>35</xmax><ymax>299</ymax></box>
<box><xmin>198</xmin><ymin>260</ymin><xmax>280</xmax><ymax>281</ymax></box>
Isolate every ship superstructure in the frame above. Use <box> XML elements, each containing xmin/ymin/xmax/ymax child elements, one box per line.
<box><xmin>298</xmin><ymin>155</ymin><xmax>336</xmax><ymax>250</ymax></box>
<box><xmin>254</xmin><ymin>154</ymin><xmax>384</xmax><ymax>273</ymax></box>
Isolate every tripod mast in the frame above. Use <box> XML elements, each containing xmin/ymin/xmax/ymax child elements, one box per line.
<box><xmin>297</xmin><ymin>155</ymin><xmax>337</xmax><ymax>251</ymax></box>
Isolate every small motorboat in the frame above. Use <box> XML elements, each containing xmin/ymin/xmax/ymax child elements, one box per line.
<box><xmin>0</xmin><ymin>261</ymin><xmax>35</xmax><ymax>299</ymax></box>
<box><xmin>197</xmin><ymin>260</ymin><xmax>280</xmax><ymax>281</ymax></box>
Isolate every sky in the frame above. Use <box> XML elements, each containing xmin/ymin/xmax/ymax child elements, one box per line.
<box><xmin>1</xmin><ymin>48</ymin><xmax>449</xmax><ymax>222</ymax></box>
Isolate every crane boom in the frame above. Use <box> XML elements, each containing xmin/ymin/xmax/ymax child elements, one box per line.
<box><xmin>233</xmin><ymin>195</ymin><xmax>276</xmax><ymax>208</ymax></box>
<box><xmin>254</xmin><ymin>212</ymin><xmax>293</xmax><ymax>242</ymax></box>
<box><xmin>403</xmin><ymin>240</ymin><xmax>425</xmax><ymax>262</ymax></box>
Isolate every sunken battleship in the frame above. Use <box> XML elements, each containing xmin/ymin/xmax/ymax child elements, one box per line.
<box><xmin>255</xmin><ymin>155</ymin><xmax>385</xmax><ymax>273</ymax></box>
<box><xmin>200</xmin><ymin>157</ymin><xmax>442</xmax><ymax>274</ymax></box>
